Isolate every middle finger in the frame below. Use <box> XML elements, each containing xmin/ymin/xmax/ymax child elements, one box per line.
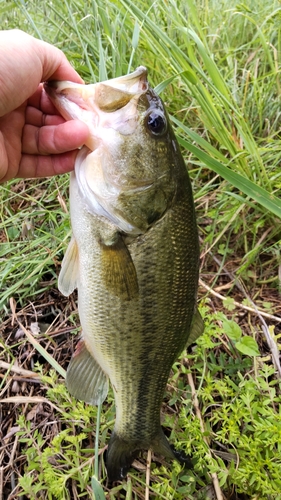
<box><xmin>25</xmin><ymin>105</ymin><xmax>65</xmax><ymax>127</ymax></box>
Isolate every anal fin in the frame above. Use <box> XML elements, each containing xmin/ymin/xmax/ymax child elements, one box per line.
<box><xmin>66</xmin><ymin>338</ymin><xmax>108</xmax><ymax>405</ymax></box>
<box><xmin>58</xmin><ymin>236</ymin><xmax>79</xmax><ymax>296</ymax></box>
<box><xmin>101</xmin><ymin>233</ymin><xmax>138</xmax><ymax>301</ymax></box>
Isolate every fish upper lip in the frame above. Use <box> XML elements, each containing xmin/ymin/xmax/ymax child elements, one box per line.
<box><xmin>44</xmin><ymin>67</ymin><xmax>148</xmax><ymax>97</ymax></box>
<box><xmin>102</xmin><ymin>66</ymin><xmax>148</xmax><ymax>93</ymax></box>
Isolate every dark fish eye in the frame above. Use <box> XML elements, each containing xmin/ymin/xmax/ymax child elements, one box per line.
<box><xmin>146</xmin><ymin>110</ymin><xmax>167</xmax><ymax>136</ymax></box>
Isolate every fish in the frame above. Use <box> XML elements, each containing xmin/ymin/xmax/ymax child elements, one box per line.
<box><xmin>44</xmin><ymin>67</ymin><xmax>203</xmax><ymax>483</ymax></box>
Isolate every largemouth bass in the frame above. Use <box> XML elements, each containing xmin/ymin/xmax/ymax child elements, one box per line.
<box><xmin>44</xmin><ymin>67</ymin><xmax>203</xmax><ymax>483</ymax></box>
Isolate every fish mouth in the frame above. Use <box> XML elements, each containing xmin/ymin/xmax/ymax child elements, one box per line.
<box><xmin>44</xmin><ymin>67</ymin><xmax>149</xmax><ymax>150</ymax></box>
<box><xmin>100</xmin><ymin>66</ymin><xmax>148</xmax><ymax>94</ymax></box>
<box><xmin>44</xmin><ymin>66</ymin><xmax>148</xmax><ymax>115</ymax></box>
<box><xmin>44</xmin><ymin>66</ymin><xmax>147</xmax><ymax>93</ymax></box>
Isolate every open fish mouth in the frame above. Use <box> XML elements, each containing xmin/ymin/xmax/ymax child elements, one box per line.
<box><xmin>44</xmin><ymin>66</ymin><xmax>148</xmax><ymax>119</ymax></box>
<box><xmin>45</xmin><ymin>65</ymin><xmax>148</xmax><ymax>95</ymax></box>
<box><xmin>94</xmin><ymin>66</ymin><xmax>148</xmax><ymax>94</ymax></box>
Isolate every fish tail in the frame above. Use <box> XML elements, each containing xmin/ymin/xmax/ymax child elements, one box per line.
<box><xmin>105</xmin><ymin>428</ymin><xmax>192</xmax><ymax>483</ymax></box>
<box><xmin>151</xmin><ymin>427</ymin><xmax>193</xmax><ymax>468</ymax></box>
<box><xmin>105</xmin><ymin>432</ymin><xmax>139</xmax><ymax>483</ymax></box>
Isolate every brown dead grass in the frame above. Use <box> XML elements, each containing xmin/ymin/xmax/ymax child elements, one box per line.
<box><xmin>0</xmin><ymin>289</ymin><xmax>78</xmax><ymax>499</ymax></box>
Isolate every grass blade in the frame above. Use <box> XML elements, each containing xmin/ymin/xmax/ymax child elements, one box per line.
<box><xmin>19</xmin><ymin>322</ymin><xmax>66</xmax><ymax>378</ymax></box>
<box><xmin>178</xmin><ymin>137</ymin><xmax>281</xmax><ymax>219</ymax></box>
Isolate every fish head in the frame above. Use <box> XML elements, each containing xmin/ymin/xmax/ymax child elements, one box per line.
<box><xmin>44</xmin><ymin>67</ymin><xmax>180</xmax><ymax>235</ymax></box>
<box><xmin>44</xmin><ymin>66</ymin><xmax>148</xmax><ymax>150</ymax></box>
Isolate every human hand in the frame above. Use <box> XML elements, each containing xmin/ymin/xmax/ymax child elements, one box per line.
<box><xmin>0</xmin><ymin>29</ymin><xmax>89</xmax><ymax>182</ymax></box>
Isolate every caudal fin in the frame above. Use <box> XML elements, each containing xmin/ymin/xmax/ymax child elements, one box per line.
<box><xmin>105</xmin><ymin>427</ymin><xmax>192</xmax><ymax>483</ymax></box>
<box><xmin>105</xmin><ymin>433</ymin><xmax>139</xmax><ymax>483</ymax></box>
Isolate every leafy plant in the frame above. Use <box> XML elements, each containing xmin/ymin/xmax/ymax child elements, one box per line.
<box><xmin>13</xmin><ymin>305</ymin><xmax>281</xmax><ymax>499</ymax></box>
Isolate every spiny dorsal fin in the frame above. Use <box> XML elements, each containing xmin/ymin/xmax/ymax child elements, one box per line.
<box><xmin>66</xmin><ymin>338</ymin><xmax>108</xmax><ymax>405</ymax></box>
<box><xmin>58</xmin><ymin>237</ymin><xmax>79</xmax><ymax>296</ymax></box>
<box><xmin>187</xmin><ymin>309</ymin><xmax>204</xmax><ymax>347</ymax></box>
<box><xmin>100</xmin><ymin>234</ymin><xmax>138</xmax><ymax>301</ymax></box>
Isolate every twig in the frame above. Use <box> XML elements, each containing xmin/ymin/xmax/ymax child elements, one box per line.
<box><xmin>145</xmin><ymin>449</ymin><xmax>151</xmax><ymax>500</ymax></box>
<box><xmin>8</xmin><ymin>435</ymin><xmax>19</xmax><ymax>468</ymax></box>
<box><xmin>18</xmin><ymin>321</ymin><xmax>66</xmax><ymax>379</ymax></box>
<box><xmin>5</xmin><ymin>376</ymin><xmax>42</xmax><ymax>384</ymax></box>
<box><xmin>258</xmin><ymin>316</ymin><xmax>281</xmax><ymax>377</ymax></box>
<box><xmin>0</xmin><ymin>396</ymin><xmax>63</xmax><ymax>414</ymax></box>
<box><xmin>40</xmin><ymin>326</ymin><xmax>77</xmax><ymax>338</ymax></box>
<box><xmin>199</xmin><ymin>279</ymin><xmax>281</xmax><ymax>322</ymax></box>
<box><xmin>0</xmin><ymin>467</ymin><xmax>3</xmax><ymax>500</ymax></box>
<box><xmin>187</xmin><ymin>368</ymin><xmax>225</xmax><ymax>500</ymax></box>
<box><xmin>0</xmin><ymin>361</ymin><xmax>40</xmax><ymax>379</ymax></box>
<box><xmin>9</xmin><ymin>297</ymin><xmax>17</xmax><ymax>326</ymax></box>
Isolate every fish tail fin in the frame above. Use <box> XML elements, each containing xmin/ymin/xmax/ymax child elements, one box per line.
<box><xmin>105</xmin><ymin>427</ymin><xmax>192</xmax><ymax>483</ymax></box>
<box><xmin>151</xmin><ymin>427</ymin><xmax>193</xmax><ymax>467</ymax></box>
<box><xmin>105</xmin><ymin>432</ymin><xmax>139</xmax><ymax>483</ymax></box>
<box><xmin>151</xmin><ymin>427</ymin><xmax>177</xmax><ymax>459</ymax></box>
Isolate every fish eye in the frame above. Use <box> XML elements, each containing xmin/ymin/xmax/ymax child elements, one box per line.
<box><xmin>146</xmin><ymin>110</ymin><xmax>167</xmax><ymax>136</ymax></box>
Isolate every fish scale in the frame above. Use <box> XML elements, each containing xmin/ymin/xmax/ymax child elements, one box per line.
<box><xmin>44</xmin><ymin>67</ymin><xmax>203</xmax><ymax>483</ymax></box>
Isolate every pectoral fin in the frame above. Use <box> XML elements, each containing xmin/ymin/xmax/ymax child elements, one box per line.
<box><xmin>58</xmin><ymin>237</ymin><xmax>79</xmax><ymax>296</ymax></box>
<box><xmin>66</xmin><ymin>338</ymin><xmax>108</xmax><ymax>405</ymax></box>
<box><xmin>101</xmin><ymin>234</ymin><xmax>138</xmax><ymax>301</ymax></box>
<box><xmin>186</xmin><ymin>309</ymin><xmax>204</xmax><ymax>347</ymax></box>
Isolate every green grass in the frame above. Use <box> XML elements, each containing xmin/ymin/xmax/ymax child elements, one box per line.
<box><xmin>0</xmin><ymin>177</ymin><xmax>70</xmax><ymax>310</ymax></box>
<box><xmin>1</xmin><ymin>0</ymin><xmax>281</xmax><ymax>499</ymax></box>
